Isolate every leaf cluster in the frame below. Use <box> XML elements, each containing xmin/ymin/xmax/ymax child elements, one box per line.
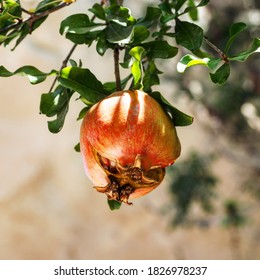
<box><xmin>0</xmin><ymin>0</ymin><xmax>259</xmax><ymax>134</ymax></box>
<box><xmin>178</xmin><ymin>23</ymin><xmax>260</xmax><ymax>84</ymax></box>
<box><xmin>0</xmin><ymin>0</ymin><xmax>70</xmax><ymax>50</ymax></box>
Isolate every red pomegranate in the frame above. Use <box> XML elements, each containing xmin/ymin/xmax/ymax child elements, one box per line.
<box><xmin>80</xmin><ymin>90</ymin><xmax>181</xmax><ymax>205</ymax></box>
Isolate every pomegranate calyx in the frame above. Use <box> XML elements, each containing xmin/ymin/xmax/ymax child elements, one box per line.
<box><xmin>95</xmin><ymin>177</ymin><xmax>134</xmax><ymax>205</ymax></box>
<box><xmin>94</xmin><ymin>152</ymin><xmax>165</xmax><ymax>205</ymax></box>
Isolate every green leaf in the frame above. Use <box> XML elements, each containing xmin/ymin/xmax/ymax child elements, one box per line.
<box><xmin>3</xmin><ymin>0</ymin><xmax>21</xmax><ymax>13</ymax></box>
<box><xmin>143</xmin><ymin>60</ymin><xmax>162</xmax><ymax>92</ymax></box>
<box><xmin>105</xmin><ymin>22</ymin><xmax>133</xmax><ymax>44</ymax></box>
<box><xmin>210</xmin><ymin>63</ymin><xmax>230</xmax><ymax>84</ymax></box>
<box><xmin>60</xmin><ymin>14</ymin><xmax>103</xmax><ymax>44</ymax></box>
<box><xmin>175</xmin><ymin>20</ymin><xmax>203</xmax><ymax>51</ymax></box>
<box><xmin>187</xmin><ymin>0</ymin><xmax>198</xmax><ymax>21</ymax></box>
<box><xmin>175</xmin><ymin>0</ymin><xmax>187</xmax><ymax>12</ymax></box>
<box><xmin>130</xmin><ymin>45</ymin><xmax>145</xmax><ymax>61</ymax></box>
<box><xmin>9</xmin><ymin>22</ymin><xmax>31</xmax><ymax>50</ymax></box>
<box><xmin>149</xmin><ymin>91</ymin><xmax>193</xmax><ymax>126</ymax></box>
<box><xmin>40</xmin><ymin>85</ymin><xmax>74</xmax><ymax>133</ymax></box>
<box><xmin>60</xmin><ymin>14</ymin><xmax>101</xmax><ymax>35</ymax></box>
<box><xmin>35</xmin><ymin>0</ymin><xmax>61</xmax><ymax>13</ymax></box>
<box><xmin>74</xmin><ymin>143</ymin><xmax>80</xmax><ymax>152</ymax></box>
<box><xmin>142</xmin><ymin>41</ymin><xmax>178</xmax><ymax>59</ymax></box>
<box><xmin>131</xmin><ymin>25</ymin><xmax>149</xmax><ymax>45</ymax></box>
<box><xmin>0</xmin><ymin>0</ymin><xmax>22</xmax><ymax>24</ymax></box>
<box><xmin>158</xmin><ymin>1</ymin><xmax>175</xmax><ymax>24</ymax></box>
<box><xmin>137</xmin><ymin>7</ymin><xmax>161</xmax><ymax>27</ymax></box>
<box><xmin>89</xmin><ymin>3</ymin><xmax>106</xmax><ymax>20</ymax></box>
<box><xmin>183</xmin><ymin>0</ymin><xmax>209</xmax><ymax>16</ymax></box>
<box><xmin>40</xmin><ymin>86</ymin><xmax>64</xmax><ymax>117</ymax></box>
<box><xmin>207</xmin><ymin>58</ymin><xmax>221</xmax><ymax>70</ymax></box>
<box><xmin>224</xmin><ymin>22</ymin><xmax>247</xmax><ymax>54</ymax></box>
<box><xmin>0</xmin><ymin>32</ymin><xmax>18</xmax><ymax>43</ymax></box>
<box><xmin>96</xmin><ymin>31</ymin><xmax>114</xmax><ymax>55</ymax></box>
<box><xmin>159</xmin><ymin>1</ymin><xmax>174</xmax><ymax>14</ymax></box>
<box><xmin>129</xmin><ymin>46</ymin><xmax>146</xmax><ymax>88</ymax></box>
<box><xmin>229</xmin><ymin>38</ymin><xmax>260</xmax><ymax>62</ymax></box>
<box><xmin>0</xmin><ymin>65</ymin><xmax>57</xmax><ymax>84</ymax></box>
<box><xmin>152</xmin><ymin>25</ymin><xmax>173</xmax><ymax>38</ymax></box>
<box><xmin>105</xmin><ymin>5</ymin><xmax>135</xmax><ymax>26</ymax></box>
<box><xmin>47</xmin><ymin>102</ymin><xmax>69</xmax><ymax>133</ymax></box>
<box><xmin>76</xmin><ymin>106</ymin><xmax>90</xmax><ymax>120</ymax></box>
<box><xmin>177</xmin><ymin>55</ymin><xmax>222</xmax><ymax>76</ymax></box>
<box><xmin>107</xmin><ymin>199</ymin><xmax>122</xmax><ymax>210</ymax></box>
<box><xmin>58</xmin><ymin>66</ymin><xmax>107</xmax><ymax>104</ymax></box>
<box><xmin>197</xmin><ymin>0</ymin><xmax>210</xmax><ymax>7</ymax></box>
<box><xmin>177</xmin><ymin>54</ymin><xmax>210</xmax><ymax>73</ymax></box>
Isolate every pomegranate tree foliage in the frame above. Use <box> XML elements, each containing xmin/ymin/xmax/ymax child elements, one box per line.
<box><xmin>0</xmin><ymin>0</ymin><xmax>259</xmax><ymax>134</ymax></box>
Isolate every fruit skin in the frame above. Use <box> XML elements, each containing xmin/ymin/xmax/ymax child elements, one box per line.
<box><xmin>80</xmin><ymin>90</ymin><xmax>181</xmax><ymax>204</ymax></box>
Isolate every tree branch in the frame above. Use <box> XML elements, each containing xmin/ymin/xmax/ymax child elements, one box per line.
<box><xmin>114</xmin><ymin>47</ymin><xmax>122</xmax><ymax>91</ymax></box>
<box><xmin>0</xmin><ymin>2</ymin><xmax>71</xmax><ymax>34</ymax></box>
<box><xmin>49</xmin><ymin>43</ymin><xmax>77</xmax><ymax>92</ymax></box>
<box><xmin>204</xmin><ymin>36</ymin><xmax>229</xmax><ymax>62</ymax></box>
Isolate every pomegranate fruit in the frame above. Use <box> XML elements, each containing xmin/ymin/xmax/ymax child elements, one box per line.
<box><xmin>80</xmin><ymin>90</ymin><xmax>181</xmax><ymax>205</ymax></box>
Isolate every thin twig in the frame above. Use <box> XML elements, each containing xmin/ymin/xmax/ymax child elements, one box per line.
<box><xmin>49</xmin><ymin>43</ymin><xmax>77</xmax><ymax>92</ymax></box>
<box><xmin>0</xmin><ymin>2</ymin><xmax>71</xmax><ymax>34</ymax></box>
<box><xmin>21</xmin><ymin>8</ymin><xmax>34</xmax><ymax>15</ymax></box>
<box><xmin>48</xmin><ymin>0</ymin><xmax>108</xmax><ymax>93</ymax></box>
<box><xmin>114</xmin><ymin>47</ymin><xmax>122</xmax><ymax>91</ymax></box>
<box><xmin>204</xmin><ymin>36</ymin><xmax>229</xmax><ymax>62</ymax></box>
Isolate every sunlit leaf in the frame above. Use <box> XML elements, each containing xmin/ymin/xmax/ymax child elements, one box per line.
<box><xmin>40</xmin><ymin>85</ymin><xmax>67</xmax><ymax>117</ymax></box>
<box><xmin>129</xmin><ymin>46</ymin><xmax>145</xmax><ymax>88</ymax></box>
<box><xmin>58</xmin><ymin>66</ymin><xmax>107</xmax><ymax>104</ymax></box>
<box><xmin>0</xmin><ymin>65</ymin><xmax>57</xmax><ymax>84</ymax></box>
<box><xmin>229</xmin><ymin>38</ymin><xmax>260</xmax><ymax>62</ymax></box>
<box><xmin>187</xmin><ymin>0</ymin><xmax>198</xmax><ymax>21</ymax></box>
<box><xmin>105</xmin><ymin>4</ymin><xmax>135</xmax><ymax>26</ymax></box>
<box><xmin>177</xmin><ymin>54</ymin><xmax>210</xmax><ymax>73</ymax></box>
<box><xmin>0</xmin><ymin>0</ymin><xmax>22</xmax><ymax>24</ymax></box>
<box><xmin>60</xmin><ymin>14</ymin><xmax>102</xmax><ymax>35</ymax></box>
<box><xmin>35</xmin><ymin>0</ymin><xmax>62</xmax><ymax>13</ymax></box>
<box><xmin>60</xmin><ymin>14</ymin><xmax>103</xmax><ymax>44</ymax></box>
<box><xmin>89</xmin><ymin>3</ymin><xmax>106</xmax><ymax>20</ymax></box>
<box><xmin>40</xmin><ymin>85</ymin><xmax>73</xmax><ymax>133</ymax></box>
<box><xmin>105</xmin><ymin>5</ymin><xmax>135</xmax><ymax>26</ymax></box>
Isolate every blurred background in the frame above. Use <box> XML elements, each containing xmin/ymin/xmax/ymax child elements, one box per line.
<box><xmin>0</xmin><ymin>0</ymin><xmax>259</xmax><ymax>259</ymax></box>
